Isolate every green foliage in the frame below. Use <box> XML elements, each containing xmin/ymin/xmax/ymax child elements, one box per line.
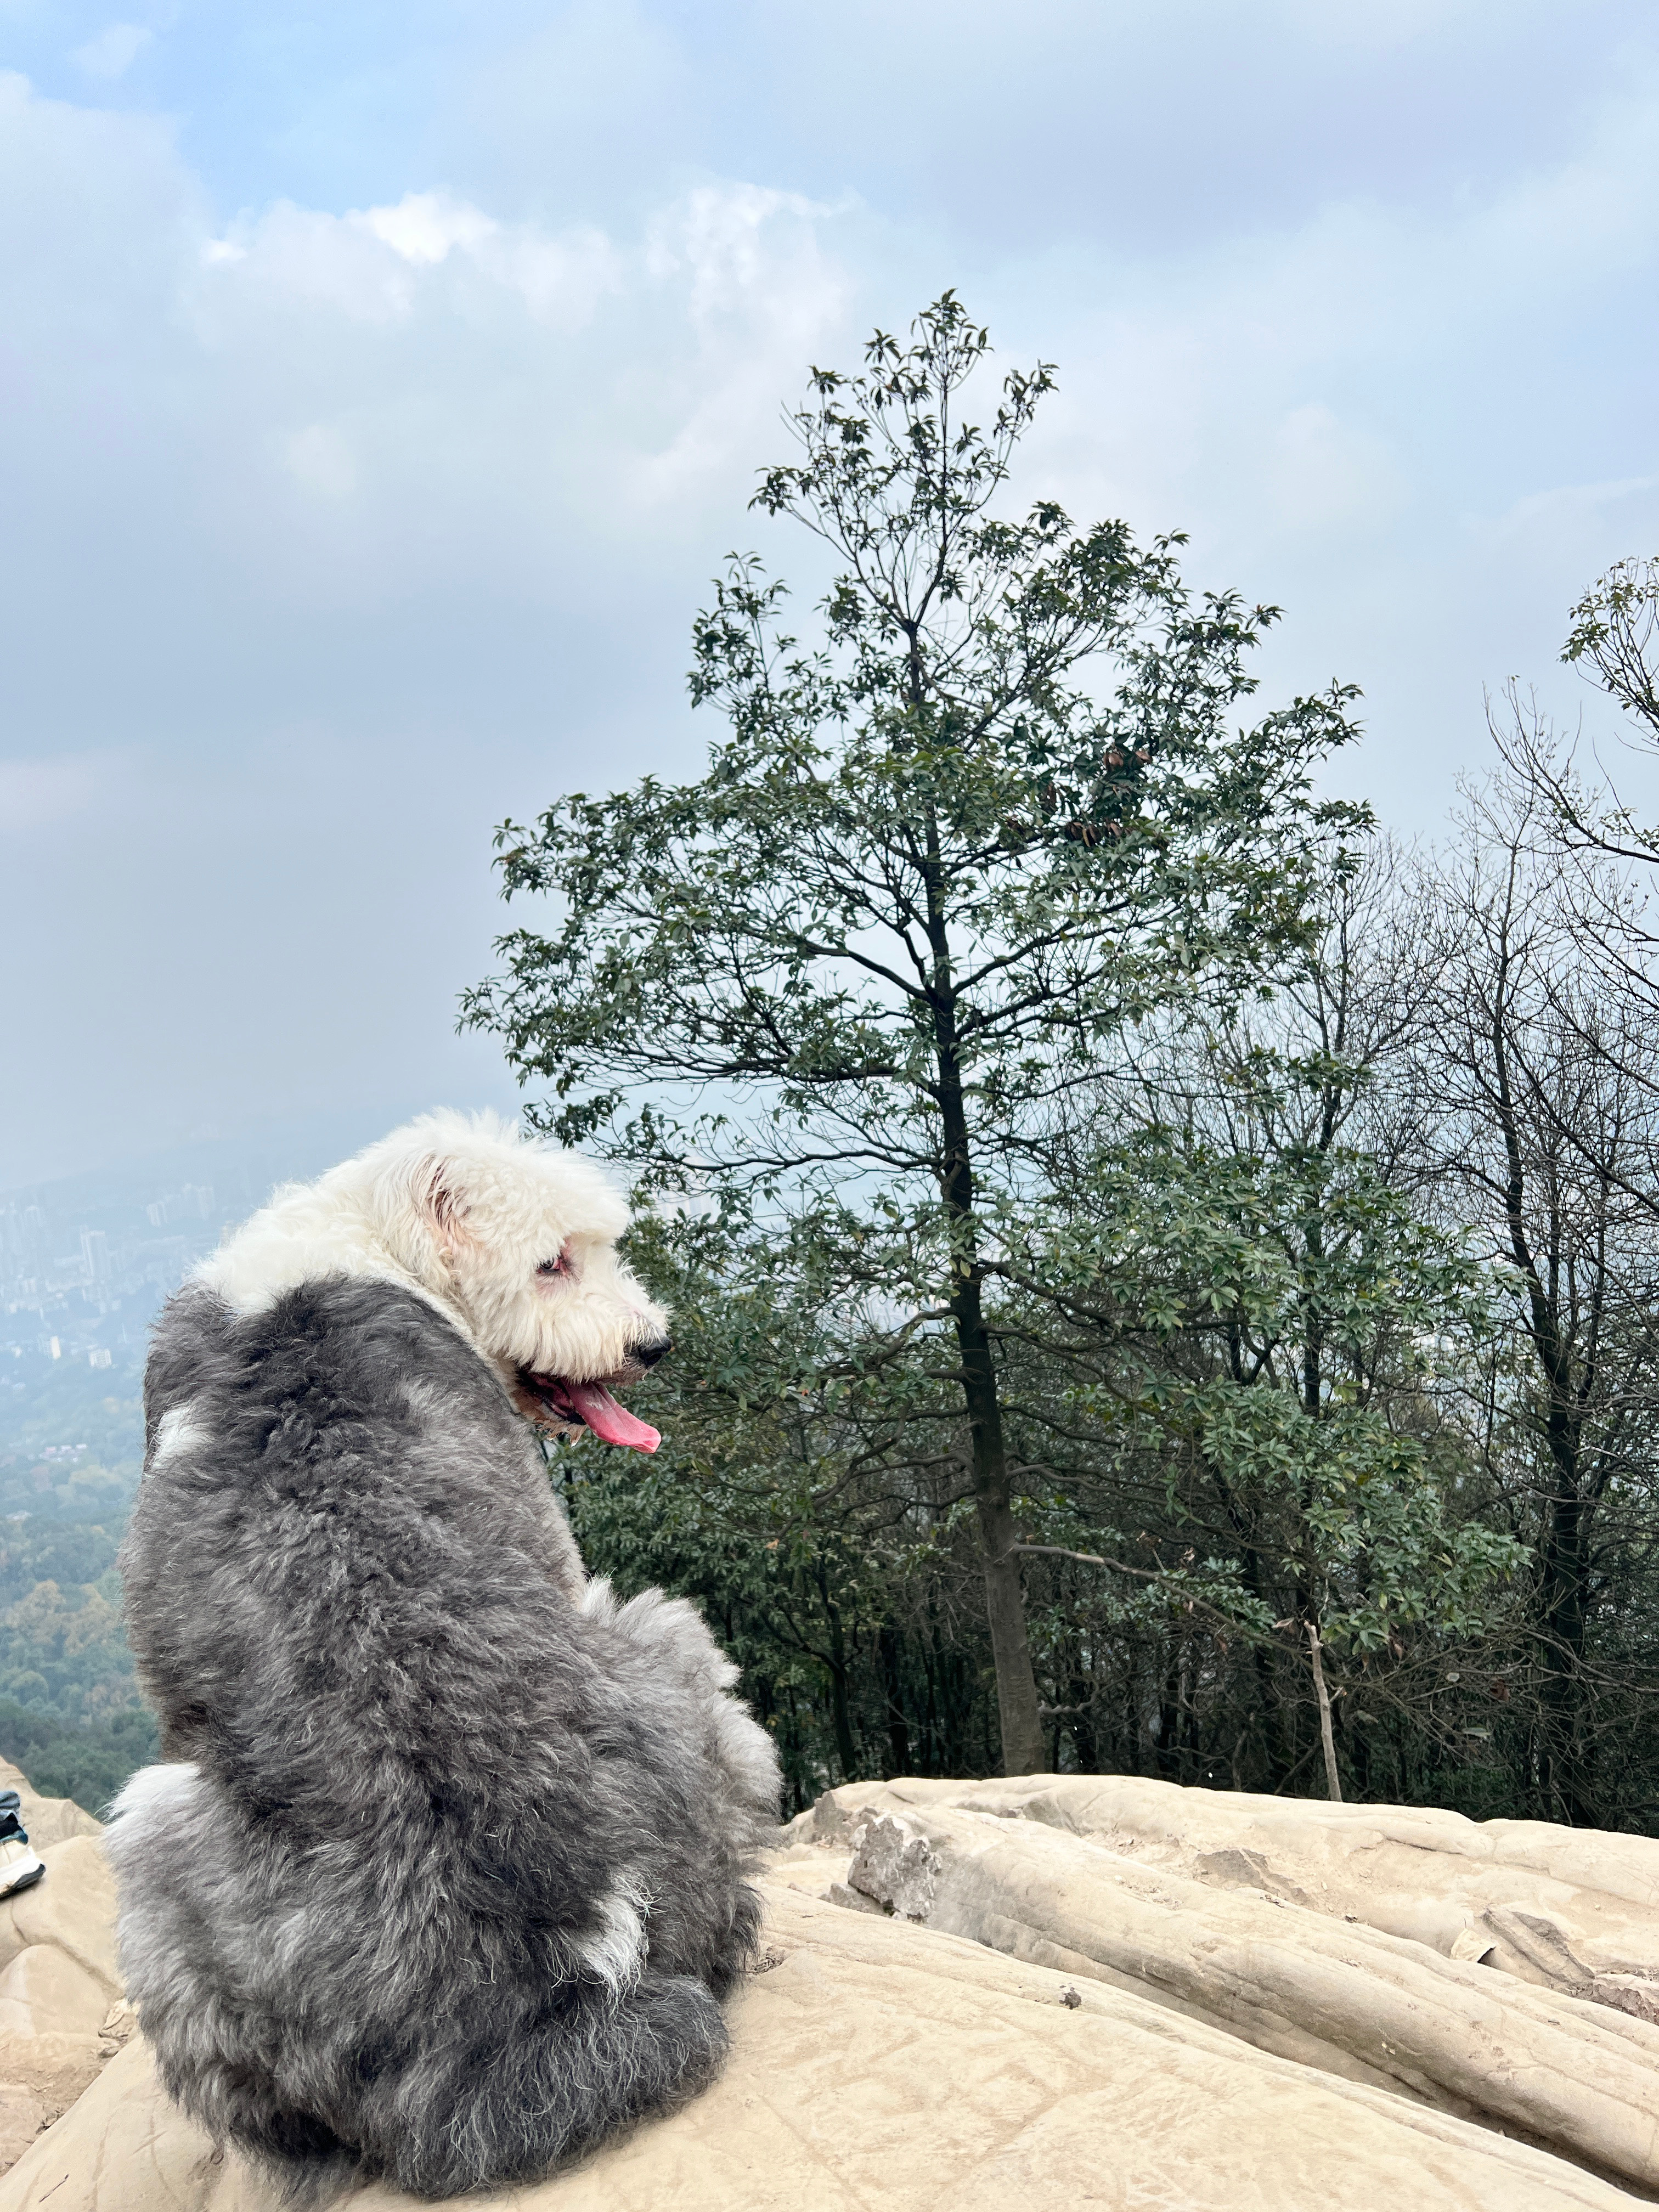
<box><xmin>0</xmin><ymin>1358</ymin><xmax>144</xmax><ymax>1522</ymax></box>
<box><xmin>0</xmin><ymin>1499</ymin><xmax>156</xmax><ymax>1814</ymax></box>
<box><xmin>469</xmin><ymin>295</ymin><xmax>1370</xmax><ymax>1772</ymax></box>
<box><xmin>0</xmin><ymin>1516</ymin><xmax>143</xmax><ymax>1724</ymax></box>
<box><xmin>467</xmin><ymin>296</ymin><xmax>1570</xmax><ymax>1813</ymax></box>
<box><xmin>472</xmin><ymin>300</ymin><xmax>1361</xmax><ymax>1190</ymax></box>
<box><xmin>1562</xmin><ymin>555</ymin><xmax>1659</xmax><ymax>737</ymax></box>
<box><xmin>0</xmin><ymin>1699</ymin><xmax>156</xmax><ymax>1817</ymax></box>
<box><xmin>0</xmin><ymin>1520</ymin><xmax>123</xmax><ymax>1607</ymax></box>
<box><xmin>1007</xmin><ymin>1119</ymin><xmax>1526</xmax><ymax>1654</ymax></box>
<box><xmin>0</xmin><ymin>1458</ymin><xmax>153</xmax><ymax>1819</ymax></box>
<box><xmin>552</xmin><ymin>1031</ymin><xmax>1528</xmax><ymax>1807</ymax></box>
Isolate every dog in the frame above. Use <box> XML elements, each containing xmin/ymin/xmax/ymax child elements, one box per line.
<box><xmin>110</xmin><ymin>1111</ymin><xmax>781</xmax><ymax>2202</ymax></box>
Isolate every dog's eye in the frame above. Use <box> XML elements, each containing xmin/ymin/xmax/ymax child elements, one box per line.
<box><xmin>535</xmin><ymin>1251</ymin><xmax>571</xmax><ymax>1278</ymax></box>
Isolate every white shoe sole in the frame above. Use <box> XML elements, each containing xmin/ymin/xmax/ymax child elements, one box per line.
<box><xmin>0</xmin><ymin>1850</ymin><xmax>44</xmax><ymax>1899</ymax></box>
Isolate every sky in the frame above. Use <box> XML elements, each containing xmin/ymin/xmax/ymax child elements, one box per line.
<box><xmin>4</xmin><ymin>0</ymin><xmax>1659</xmax><ymax>1186</ymax></box>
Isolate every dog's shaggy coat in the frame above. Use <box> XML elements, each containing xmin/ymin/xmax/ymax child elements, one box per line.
<box><xmin>111</xmin><ymin>1114</ymin><xmax>780</xmax><ymax>2201</ymax></box>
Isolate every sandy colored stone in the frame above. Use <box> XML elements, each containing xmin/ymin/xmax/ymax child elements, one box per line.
<box><xmin>0</xmin><ymin>1841</ymin><xmax>120</xmax><ymax>1994</ymax></box>
<box><xmin>0</xmin><ymin>2035</ymin><xmax>108</xmax><ymax>2131</ymax></box>
<box><xmin>1</xmin><ymin>1883</ymin><xmax>1650</xmax><ymax>2212</ymax></box>
<box><xmin>793</xmin><ymin>1775</ymin><xmax>1659</xmax><ymax>1991</ymax></box>
<box><xmin>0</xmin><ymin>1769</ymin><xmax>102</xmax><ymax>1854</ymax></box>
<box><xmin>0</xmin><ymin>2037</ymin><xmax>248</xmax><ymax>2212</ymax></box>
<box><xmin>0</xmin><ymin>2091</ymin><xmax>42</xmax><ymax>2180</ymax></box>
<box><xmin>10</xmin><ymin>1773</ymin><xmax>1659</xmax><ymax>2209</ymax></box>
<box><xmin>0</xmin><ymin>1949</ymin><xmax>116</xmax><ymax>2042</ymax></box>
<box><xmin>95</xmin><ymin>2001</ymin><xmax>136</xmax><ymax>2062</ymax></box>
<box><xmin>0</xmin><ymin>1802</ymin><xmax>129</xmax><ymax>2179</ymax></box>
<box><xmin>822</xmin><ymin>1798</ymin><xmax>1659</xmax><ymax>2193</ymax></box>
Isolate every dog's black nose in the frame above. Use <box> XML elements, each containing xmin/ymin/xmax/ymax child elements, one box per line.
<box><xmin>634</xmin><ymin>1334</ymin><xmax>672</xmax><ymax>1369</ymax></box>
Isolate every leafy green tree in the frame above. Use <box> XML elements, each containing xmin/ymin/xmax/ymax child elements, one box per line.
<box><xmin>1002</xmin><ymin>1104</ymin><xmax>1522</xmax><ymax>1796</ymax></box>
<box><xmin>562</xmin><ymin>1201</ymin><xmax>1003</xmax><ymax>1805</ymax></box>
<box><xmin>975</xmin><ymin>844</ymin><xmax>1522</xmax><ymax>1795</ymax></box>
<box><xmin>466</xmin><ymin>296</ymin><xmax>1362</xmax><ymax>1774</ymax></box>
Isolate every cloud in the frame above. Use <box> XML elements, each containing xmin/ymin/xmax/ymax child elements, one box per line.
<box><xmin>646</xmin><ymin>182</ymin><xmax>840</xmax><ymax>319</ymax></box>
<box><xmin>70</xmin><ymin>22</ymin><xmax>152</xmax><ymax>81</ymax></box>
<box><xmin>283</xmin><ymin>422</ymin><xmax>357</xmax><ymax>500</ymax></box>
<box><xmin>362</xmin><ymin>193</ymin><xmax>496</xmax><ymax>267</ymax></box>
<box><xmin>0</xmin><ymin>81</ymin><xmax>866</xmax><ymax>1175</ymax></box>
<box><xmin>4</xmin><ymin>10</ymin><xmax>1659</xmax><ymax>1183</ymax></box>
<box><xmin>0</xmin><ymin>754</ymin><xmax>119</xmax><ymax>834</ymax></box>
<box><xmin>162</xmin><ymin>169</ymin><xmax>854</xmax><ymax>621</ymax></box>
<box><xmin>195</xmin><ymin>182</ymin><xmax>808</xmax><ymax>358</ymax></box>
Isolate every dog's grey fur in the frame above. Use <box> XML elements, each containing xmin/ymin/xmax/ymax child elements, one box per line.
<box><xmin>114</xmin><ymin>1273</ymin><xmax>779</xmax><ymax>2201</ymax></box>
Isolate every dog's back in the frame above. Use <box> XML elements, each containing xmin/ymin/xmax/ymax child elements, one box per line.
<box><xmin>114</xmin><ymin>1275</ymin><xmax>774</xmax><ymax>2199</ymax></box>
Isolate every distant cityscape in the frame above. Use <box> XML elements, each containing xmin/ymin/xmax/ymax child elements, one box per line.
<box><xmin>0</xmin><ymin>1163</ymin><xmax>242</xmax><ymax>1778</ymax></box>
<box><xmin>0</xmin><ymin>1109</ymin><xmax>431</xmax><ymax>1399</ymax></box>
<box><xmin>0</xmin><ymin>1180</ymin><xmax>225</xmax><ymax>1380</ymax></box>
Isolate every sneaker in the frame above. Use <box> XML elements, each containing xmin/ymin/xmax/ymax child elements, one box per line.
<box><xmin>0</xmin><ymin>1791</ymin><xmax>43</xmax><ymax>1899</ymax></box>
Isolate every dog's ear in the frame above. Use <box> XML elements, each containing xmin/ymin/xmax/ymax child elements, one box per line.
<box><xmin>413</xmin><ymin>1155</ymin><xmax>470</xmax><ymax>1254</ymax></box>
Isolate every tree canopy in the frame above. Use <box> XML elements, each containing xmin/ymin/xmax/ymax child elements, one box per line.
<box><xmin>468</xmin><ymin>312</ymin><xmax>1659</xmax><ymax>1828</ymax></box>
<box><xmin>466</xmin><ymin>296</ymin><xmax>1369</xmax><ymax>1773</ymax></box>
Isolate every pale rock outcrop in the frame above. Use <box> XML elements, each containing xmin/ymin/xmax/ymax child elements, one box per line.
<box><xmin>0</xmin><ymin>1765</ymin><xmax>128</xmax><ymax>2177</ymax></box>
<box><xmin>788</xmin><ymin>1772</ymin><xmax>1659</xmax><ymax>1999</ymax></box>
<box><xmin>775</xmin><ymin>1776</ymin><xmax>1659</xmax><ymax>2194</ymax></box>
<box><xmin>0</xmin><ymin>1771</ymin><xmax>101</xmax><ymax>1855</ymax></box>
<box><xmin>7</xmin><ymin>1771</ymin><xmax>1659</xmax><ymax>2210</ymax></box>
<box><xmin>1</xmin><ymin>1882</ymin><xmax>1650</xmax><ymax>2212</ymax></box>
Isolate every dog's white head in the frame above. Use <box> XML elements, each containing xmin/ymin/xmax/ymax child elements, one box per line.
<box><xmin>201</xmin><ymin>1110</ymin><xmax>672</xmax><ymax>1452</ymax></box>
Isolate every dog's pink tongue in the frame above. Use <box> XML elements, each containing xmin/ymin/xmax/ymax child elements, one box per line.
<box><xmin>564</xmin><ymin>1380</ymin><xmax>661</xmax><ymax>1453</ymax></box>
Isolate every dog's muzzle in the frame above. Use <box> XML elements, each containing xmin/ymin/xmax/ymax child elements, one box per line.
<box><xmin>516</xmin><ymin>1362</ymin><xmax>664</xmax><ymax>1452</ymax></box>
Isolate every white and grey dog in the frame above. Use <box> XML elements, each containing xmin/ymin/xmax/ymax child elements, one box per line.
<box><xmin>110</xmin><ymin>1111</ymin><xmax>780</xmax><ymax>2202</ymax></box>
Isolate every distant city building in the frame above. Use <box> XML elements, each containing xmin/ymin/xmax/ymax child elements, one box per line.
<box><xmin>48</xmin><ymin>1338</ymin><xmax>60</xmax><ymax>1360</ymax></box>
<box><xmin>145</xmin><ymin>1184</ymin><xmax>216</xmax><ymax>1228</ymax></box>
<box><xmin>80</xmin><ymin>1229</ymin><xmax>111</xmax><ymax>1285</ymax></box>
<box><xmin>87</xmin><ymin>1347</ymin><xmax>111</xmax><ymax>1369</ymax></box>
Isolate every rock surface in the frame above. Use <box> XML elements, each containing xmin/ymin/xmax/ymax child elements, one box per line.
<box><xmin>772</xmin><ymin>1775</ymin><xmax>1659</xmax><ymax>2192</ymax></box>
<box><xmin>0</xmin><ymin>1767</ymin><xmax>125</xmax><ymax>2177</ymax></box>
<box><xmin>2</xmin><ymin>1883</ymin><xmax>1651</xmax><ymax>2212</ymax></box>
<box><xmin>5</xmin><ymin>1773</ymin><xmax>1659</xmax><ymax>2210</ymax></box>
<box><xmin>791</xmin><ymin>1773</ymin><xmax>1659</xmax><ymax>1990</ymax></box>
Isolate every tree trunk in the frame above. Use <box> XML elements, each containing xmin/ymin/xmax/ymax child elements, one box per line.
<box><xmin>1536</xmin><ymin>1470</ymin><xmax>1596</xmax><ymax>1824</ymax></box>
<box><xmin>1306</xmin><ymin>1620</ymin><xmax>1343</xmax><ymax>1802</ymax></box>
<box><xmin>1069</xmin><ymin>1693</ymin><xmax>1098</xmax><ymax>1773</ymax></box>
<box><xmin>821</xmin><ymin>1579</ymin><xmax>859</xmax><ymax>1781</ymax></box>
<box><xmin>1155</xmin><ymin>1657</ymin><xmax>1182</xmax><ymax>1782</ymax></box>
<box><xmin>919</xmin><ymin>810</ymin><xmax>1047</xmax><ymax>1777</ymax></box>
<box><xmin>877</xmin><ymin>1624</ymin><xmax>912</xmax><ymax>1777</ymax></box>
<box><xmin>1487</xmin><ymin>930</ymin><xmax>1599</xmax><ymax>1825</ymax></box>
<box><xmin>949</xmin><ymin>1267</ymin><xmax>1047</xmax><ymax>1773</ymax></box>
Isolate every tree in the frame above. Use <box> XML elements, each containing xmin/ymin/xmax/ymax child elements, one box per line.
<box><xmin>465</xmin><ymin>295</ymin><xmax>1361</xmax><ymax>1775</ymax></box>
<box><xmin>1409</xmin><ymin>775</ymin><xmax>1659</xmax><ymax>1825</ymax></box>
<box><xmin>546</xmin><ymin>1207</ymin><xmax>988</xmax><ymax>1808</ymax></box>
<box><xmin>1400</xmin><ymin>561</ymin><xmax>1659</xmax><ymax>1825</ymax></box>
<box><xmin>978</xmin><ymin>842</ymin><xmax>1523</xmax><ymax>1800</ymax></box>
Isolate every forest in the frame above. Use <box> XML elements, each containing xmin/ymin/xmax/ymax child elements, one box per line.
<box><xmin>466</xmin><ymin>297</ymin><xmax>1659</xmax><ymax>1830</ymax></box>
<box><xmin>0</xmin><ymin>1355</ymin><xmax>150</xmax><ymax>1808</ymax></box>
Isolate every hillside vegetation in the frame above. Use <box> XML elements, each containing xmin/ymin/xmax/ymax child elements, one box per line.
<box><xmin>0</xmin><ymin>1358</ymin><xmax>150</xmax><ymax>1812</ymax></box>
